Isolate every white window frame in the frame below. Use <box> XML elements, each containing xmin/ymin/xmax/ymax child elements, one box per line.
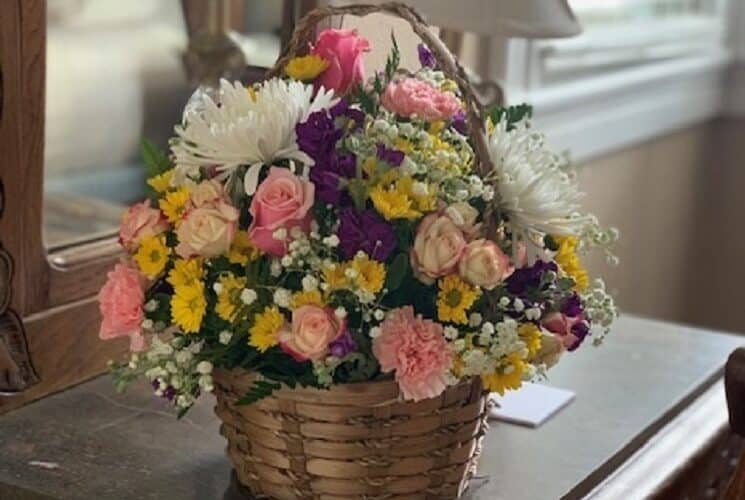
<box><xmin>496</xmin><ymin>0</ymin><xmax>740</xmax><ymax>162</ymax></box>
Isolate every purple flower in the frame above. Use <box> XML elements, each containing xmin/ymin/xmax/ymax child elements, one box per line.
<box><xmin>329</xmin><ymin>329</ymin><xmax>357</xmax><ymax>358</ymax></box>
<box><xmin>506</xmin><ymin>260</ymin><xmax>558</xmax><ymax>295</ymax></box>
<box><xmin>451</xmin><ymin>110</ymin><xmax>468</xmax><ymax>135</ymax></box>
<box><xmin>568</xmin><ymin>321</ymin><xmax>590</xmax><ymax>352</ymax></box>
<box><xmin>331</xmin><ymin>99</ymin><xmax>365</xmax><ymax>129</ymax></box>
<box><xmin>338</xmin><ymin>208</ymin><xmax>397</xmax><ymax>261</ymax></box>
<box><xmin>296</xmin><ymin>110</ymin><xmax>343</xmax><ymax>163</ymax></box>
<box><xmin>310</xmin><ymin>152</ymin><xmax>357</xmax><ymax>205</ymax></box>
<box><xmin>376</xmin><ymin>143</ymin><xmax>405</xmax><ymax>166</ymax></box>
<box><xmin>561</xmin><ymin>294</ymin><xmax>584</xmax><ymax>318</ymax></box>
<box><xmin>418</xmin><ymin>43</ymin><xmax>436</xmax><ymax>68</ymax></box>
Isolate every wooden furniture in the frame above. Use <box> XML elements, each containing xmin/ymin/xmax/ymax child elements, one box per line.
<box><xmin>0</xmin><ymin>0</ymin><xmax>129</xmax><ymax>412</ymax></box>
<box><xmin>720</xmin><ymin>348</ymin><xmax>745</xmax><ymax>499</ymax></box>
<box><xmin>0</xmin><ymin>315</ymin><xmax>741</xmax><ymax>499</ymax></box>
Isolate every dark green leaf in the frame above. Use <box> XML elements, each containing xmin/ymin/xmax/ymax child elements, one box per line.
<box><xmin>385</xmin><ymin>253</ymin><xmax>409</xmax><ymax>292</ymax></box>
<box><xmin>140</xmin><ymin>138</ymin><xmax>171</xmax><ymax>177</ymax></box>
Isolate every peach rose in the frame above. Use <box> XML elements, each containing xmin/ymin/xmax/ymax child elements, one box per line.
<box><xmin>444</xmin><ymin>202</ymin><xmax>481</xmax><ymax>239</ymax></box>
<box><xmin>99</xmin><ymin>263</ymin><xmax>146</xmax><ymax>351</ymax></box>
<box><xmin>532</xmin><ymin>333</ymin><xmax>564</xmax><ymax>368</ymax></box>
<box><xmin>118</xmin><ymin>200</ymin><xmax>168</xmax><ymax>252</ymax></box>
<box><xmin>248</xmin><ymin>167</ymin><xmax>314</xmax><ymax>256</ymax></box>
<box><xmin>382</xmin><ymin>78</ymin><xmax>461</xmax><ymax>121</ymax></box>
<box><xmin>190</xmin><ymin>179</ymin><xmax>225</xmax><ymax>208</ymax></box>
<box><xmin>372</xmin><ymin>306</ymin><xmax>452</xmax><ymax>401</ymax></box>
<box><xmin>279</xmin><ymin>305</ymin><xmax>345</xmax><ymax>362</ymax></box>
<box><xmin>175</xmin><ymin>200</ymin><xmax>239</xmax><ymax>258</ymax></box>
<box><xmin>410</xmin><ymin>213</ymin><xmax>466</xmax><ymax>284</ymax></box>
<box><xmin>458</xmin><ymin>239</ymin><xmax>514</xmax><ymax>290</ymax></box>
<box><xmin>312</xmin><ymin>28</ymin><xmax>370</xmax><ymax>94</ymax></box>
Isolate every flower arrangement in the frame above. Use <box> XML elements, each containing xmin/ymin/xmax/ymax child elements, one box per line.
<box><xmin>100</xmin><ymin>27</ymin><xmax>618</xmax><ymax>416</ymax></box>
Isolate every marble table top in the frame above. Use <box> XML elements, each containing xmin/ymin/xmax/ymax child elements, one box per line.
<box><xmin>0</xmin><ymin>315</ymin><xmax>742</xmax><ymax>500</ymax></box>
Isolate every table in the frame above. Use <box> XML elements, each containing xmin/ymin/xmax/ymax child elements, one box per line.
<box><xmin>0</xmin><ymin>315</ymin><xmax>741</xmax><ymax>500</ymax></box>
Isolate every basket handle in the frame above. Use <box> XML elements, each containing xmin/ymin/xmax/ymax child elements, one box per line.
<box><xmin>266</xmin><ymin>2</ymin><xmax>496</xmax><ymax>179</ymax></box>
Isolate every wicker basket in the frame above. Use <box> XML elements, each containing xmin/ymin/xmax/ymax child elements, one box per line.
<box><xmin>213</xmin><ymin>369</ymin><xmax>489</xmax><ymax>499</ymax></box>
<box><xmin>213</xmin><ymin>2</ymin><xmax>497</xmax><ymax>498</ymax></box>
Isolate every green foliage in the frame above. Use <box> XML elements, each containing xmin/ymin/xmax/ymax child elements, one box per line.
<box><xmin>334</xmin><ymin>352</ymin><xmax>379</xmax><ymax>383</ymax></box>
<box><xmin>385</xmin><ymin>253</ymin><xmax>409</xmax><ymax>292</ymax></box>
<box><xmin>236</xmin><ymin>379</ymin><xmax>282</xmax><ymax>405</ymax></box>
<box><xmin>384</xmin><ymin>31</ymin><xmax>400</xmax><ymax>83</ymax></box>
<box><xmin>543</xmin><ymin>234</ymin><xmax>560</xmax><ymax>252</ymax></box>
<box><xmin>140</xmin><ymin>138</ymin><xmax>172</xmax><ymax>177</ymax></box>
<box><xmin>487</xmin><ymin>104</ymin><xmax>533</xmax><ymax>130</ymax></box>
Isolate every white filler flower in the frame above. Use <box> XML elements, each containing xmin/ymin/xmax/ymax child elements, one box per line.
<box><xmin>487</xmin><ymin>118</ymin><xmax>590</xmax><ymax>236</ymax></box>
<box><xmin>172</xmin><ymin>78</ymin><xmax>338</xmax><ymax>194</ymax></box>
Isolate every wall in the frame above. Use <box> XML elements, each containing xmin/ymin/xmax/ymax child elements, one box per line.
<box><xmin>578</xmin><ymin>119</ymin><xmax>745</xmax><ymax>334</ymax></box>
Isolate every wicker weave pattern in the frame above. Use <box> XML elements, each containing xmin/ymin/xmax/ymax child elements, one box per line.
<box><xmin>213</xmin><ymin>369</ymin><xmax>489</xmax><ymax>499</ymax></box>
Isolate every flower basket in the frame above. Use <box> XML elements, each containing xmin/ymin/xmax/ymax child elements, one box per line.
<box><xmin>214</xmin><ymin>369</ymin><xmax>488</xmax><ymax>499</ymax></box>
<box><xmin>99</xmin><ymin>1</ymin><xmax>619</xmax><ymax>499</ymax></box>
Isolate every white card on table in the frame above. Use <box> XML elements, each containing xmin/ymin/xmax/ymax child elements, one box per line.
<box><xmin>489</xmin><ymin>383</ymin><xmax>575</xmax><ymax>428</ymax></box>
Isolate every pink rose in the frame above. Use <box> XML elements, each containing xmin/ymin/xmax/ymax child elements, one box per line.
<box><xmin>382</xmin><ymin>78</ymin><xmax>461</xmax><ymax>121</ymax></box>
<box><xmin>99</xmin><ymin>263</ymin><xmax>146</xmax><ymax>351</ymax></box>
<box><xmin>373</xmin><ymin>306</ymin><xmax>452</xmax><ymax>401</ymax></box>
<box><xmin>458</xmin><ymin>239</ymin><xmax>514</xmax><ymax>290</ymax></box>
<box><xmin>311</xmin><ymin>28</ymin><xmax>370</xmax><ymax>94</ymax></box>
<box><xmin>410</xmin><ymin>212</ymin><xmax>466</xmax><ymax>284</ymax></box>
<box><xmin>542</xmin><ymin>312</ymin><xmax>588</xmax><ymax>351</ymax></box>
<box><xmin>176</xmin><ymin>200</ymin><xmax>239</xmax><ymax>258</ymax></box>
<box><xmin>118</xmin><ymin>200</ymin><xmax>168</xmax><ymax>252</ymax></box>
<box><xmin>279</xmin><ymin>305</ymin><xmax>345</xmax><ymax>362</ymax></box>
<box><xmin>248</xmin><ymin>167</ymin><xmax>314</xmax><ymax>256</ymax></box>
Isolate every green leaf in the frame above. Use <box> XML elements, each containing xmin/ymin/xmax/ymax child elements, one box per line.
<box><xmin>486</xmin><ymin>104</ymin><xmax>533</xmax><ymax>130</ymax></box>
<box><xmin>236</xmin><ymin>379</ymin><xmax>282</xmax><ymax>405</ymax></box>
<box><xmin>385</xmin><ymin>253</ymin><xmax>409</xmax><ymax>292</ymax></box>
<box><xmin>140</xmin><ymin>138</ymin><xmax>171</xmax><ymax>177</ymax></box>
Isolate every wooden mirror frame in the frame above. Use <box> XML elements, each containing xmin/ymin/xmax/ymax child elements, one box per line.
<box><xmin>0</xmin><ymin>0</ymin><xmax>128</xmax><ymax>413</ymax></box>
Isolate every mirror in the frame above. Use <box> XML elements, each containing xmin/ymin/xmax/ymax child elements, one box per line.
<box><xmin>43</xmin><ymin>0</ymin><xmax>285</xmax><ymax>250</ymax></box>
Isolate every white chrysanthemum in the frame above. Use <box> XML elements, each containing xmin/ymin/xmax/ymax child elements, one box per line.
<box><xmin>487</xmin><ymin>118</ymin><xmax>590</xmax><ymax>236</ymax></box>
<box><xmin>172</xmin><ymin>78</ymin><xmax>338</xmax><ymax>193</ymax></box>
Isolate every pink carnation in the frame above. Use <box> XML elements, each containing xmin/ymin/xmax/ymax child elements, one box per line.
<box><xmin>98</xmin><ymin>263</ymin><xmax>146</xmax><ymax>351</ymax></box>
<box><xmin>372</xmin><ymin>306</ymin><xmax>453</xmax><ymax>401</ymax></box>
<box><xmin>381</xmin><ymin>78</ymin><xmax>461</xmax><ymax>121</ymax></box>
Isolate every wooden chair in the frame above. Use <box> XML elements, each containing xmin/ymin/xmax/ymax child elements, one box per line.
<box><xmin>723</xmin><ymin>348</ymin><xmax>745</xmax><ymax>499</ymax></box>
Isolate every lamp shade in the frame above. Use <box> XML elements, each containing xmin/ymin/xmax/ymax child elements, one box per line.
<box><xmin>337</xmin><ymin>0</ymin><xmax>582</xmax><ymax>38</ymax></box>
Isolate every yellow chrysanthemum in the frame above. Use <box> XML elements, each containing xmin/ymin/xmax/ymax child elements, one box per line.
<box><xmin>428</xmin><ymin>120</ymin><xmax>446</xmax><ymax>134</ymax></box>
<box><xmin>215</xmin><ymin>273</ymin><xmax>248</xmax><ymax>322</ymax></box>
<box><xmin>394</xmin><ymin>137</ymin><xmax>414</xmax><ymax>154</ymax></box>
<box><xmin>439</xmin><ymin>79</ymin><xmax>458</xmax><ymax>93</ymax></box>
<box><xmin>159</xmin><ymin>186</ymin><xmax>191</xmax><ymax>224</ymax></box>
<box><xmin>167</xmin><ymin>258</ymin><xmax>204</xmax><ymax>288</ymax></box>
<box><xmin>351</xmin><ymin>255</ymin><xmax>386</xmax><ymax>294</ymax></box>
<box><xmin>397</xmin><ymin>175</ymin><xmax>437</xmax><ymax>214</ymax></box>
<box><xmin>133</xmin><ymin>235</ymin><xmax>171</xmax><ymax>279</ymax></box>
<box><xmin>291</xmin><ymin>290</ymin><xmax>325</xmax><ymax>309</ymax></box>
<box><xmin>323</xmin><ymin>262</ymin><xmax>350</xmax><ymax>290</ymax></box>
<box><xmin>518</xmin><ymin>323</ymin><xmax>543</xmax><ymax>357</ymax></box>
<box><xmin>147</xmin><ymin>170</ymin><xmax>174</xmax><ymax>194</ymax></box>
<box><xmin>249</xmin><ymin>306</ymin><xmax>285</xmax><ymax>352</ymax></box>
<box><xmin>481</xmin><ymin>353</ymin><xmax>526</xmax><ymax>395</ymax></box>
<box><xmin>437</xmin><ymin>275</ymin><xmax>480</xmax><ymax>324</ymax></box>
<box><xmin>228</xmin><ymin>231</ymin><xmax>261</xmax><ymax>265</ymax></box>
<box><xmin>171</xmin><ymin>282</ymin><xmax>206</xmax><ymax>333</ymax></box>
<box><xmin>554</xmin><ymin>236</ymin><xmax>589</xmax><ymax>291</ymax></box>
<box><xmin>247</xmin><ymin>86</ymin><xmax>257</xmax><ymax>102</ymax></box>
<box><xmin>370</xmin><ymin>184</ymin><xmax>419</xmax><ymax>220</ymax></box>
<box><xmin>284</xmin><ymin>55</ymin><xmax>329</xmax><ymax>81</ymax></box>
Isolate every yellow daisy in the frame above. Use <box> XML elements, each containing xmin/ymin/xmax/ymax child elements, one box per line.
<box><xmin>167</xmin><ymin>258</ymin><xmax>204</xmax><ymax>288</ymax></box>
<box><xmin>228</xmin><ymin>231</ymin><xmax>261</xmax><ymax>265</ymax></box>
<box><xmin>284</xmin><ymin>55</ymin><xmax>329</xmax><ymax>81</ymax></box>
<box><xmin>554</xmin><ymin>236</ymin><xmax>589</xmax><ymax>291</ymax></box>
<box><xmin>249</xmin><ymin>306</ymin><xmax>285</xmax><ymax>352</ymax></box>
<box><xmin>437</xmin><ymin>275</ymin><xmax>480</xmax><ymax>325</ymax></box>
<box><xmin>518</xmin><ymin>323</ymin><xmax>543</xmax><ymax>357</ymax></box>
<box><xmin>215</xmin><ymin>273</ymin><xmax>247</xmax><ymax>322</ymax></box>
<box><xmin>322</xmin><ymin>262</ymin><xmax>350</xmax><ymax>290</ymax></box>
<box><xmin>133</xmin><ymin>235</ymin><xmax>171</xmax><ymax>279</ymax></box>
<box><xmin>370</xmin><ymin>184</ymin><xmax>419</xmax><ymax>220</ymax></box>
<box><xmin>481</xmin><ymin>353</ymin><xmax>526</xmax><ymax>395</ymax></box>
<box><xmin>397</xmin><ymin>175</ymin><xmax>437</xmax><ymax>214</ymax></box>
<box><xmin>351</xmin><ymin>255</ymin><xmax>386</xmax><ymax>294</ymax></box>
<box><xmin>147</xmin><ymin>170</ymin><xmax>174</xmax><ymax>194</ymax></box>
<box><xmin>159</xmin><ymin>187</ymin><xmax>191</xmax><ymax>224</ymax></box>
<box><xmin>171</xmin><ymin>282</ymin><xmax>206</xmax><ymax>333</ymax></box>
<box><xmin>291</xmin><ymin>290</ymin><xmax>325</xmax><ymax>309</ymax></box>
